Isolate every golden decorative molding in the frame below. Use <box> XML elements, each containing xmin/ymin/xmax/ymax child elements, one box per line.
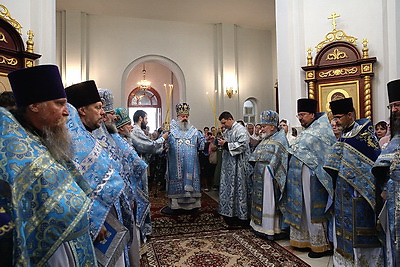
<box><xmin>0</xmin><ymin>55</ymin><xmax>17</xmax><ymax>65</ymax></box>
<box><xmin>316</xmin><ymin>30</ymin><xmax>357</xmax><ymax>52</ymax></box>
<box><xmin>0</xmin><ymin>5</ymin><xmax>22</xmax><ymax>35</ymax></box>
<box><xmin>25</xmin><ymin>58</ymin><xmax>34</xmax><ymax>68</ymax></box>
<box><xmin>364</xmin><ymin>75</ymin><xmax>372</xmax><ymax>119</ymax></box>
<box><xmin>308</xmin><ymin>81</ymin><xmax>315</xmax><ymax>99</ymax></box>
<box><xmin>362</xmin><ymin>39</ymin><xmax>369</xmax><ymax>59</ymax></box>
<box><xmin>306</xmin><ymin>70</ymin><xmax>315</xmax><ymax>80</ymax></box>
<box><xmin>0</xmin><ymin>32</ymin><xmax>8</xmax><ymax>43</ymax></box>
<box><xmin>307</xmin><ymin>48</ymin><xmax>313</xmax><ymax>66</ymax></box>
<box><xmin>319</xmin><ymin>67</ymin><xmax>358</xmax><ymax>78</ymax></box>
<box><xmin>315</xmin><ymin>12</ymin><xmax>357</xmax><ymax>52</ymax></box>
<box><xmin>326</xmin><ymin>48</ymin><xmax>348</xmax><ymax>61</ymax></box>
<box><xmin>26</xmin><ymin>30</ymin><xmax>35</xmax><ymax>53</ymax></box>
<box><xmin>361</xmin><ymin>63</ymin><xmax>373</xmax><ymax>74</ymax></box>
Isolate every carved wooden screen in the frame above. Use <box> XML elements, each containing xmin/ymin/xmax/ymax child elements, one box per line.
<box><xmin>0</xmin><ymin>5</ymin><xmax>41</xmax><ymax>92</ymax></box>
<box><xmin>302</xmin><ymin>39</ymin><xmax>376</xmax><ymax>119</ymax></box>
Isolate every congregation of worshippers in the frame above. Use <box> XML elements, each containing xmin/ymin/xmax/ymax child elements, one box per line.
<box><xmin>1</xmin><ymin>64</ymin><xmax>400</xmax><ymax>266</ymax></box>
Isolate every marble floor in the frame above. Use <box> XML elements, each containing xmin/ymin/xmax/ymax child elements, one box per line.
<box><xmin>205</xmin><ymin>189</ymin><xmax>334</xmax><ymax>267</ymax></box>
<box><xmin>276</xmin><ymin>239</ymin><xmax>333</xmax><ymax>267</ymax></box>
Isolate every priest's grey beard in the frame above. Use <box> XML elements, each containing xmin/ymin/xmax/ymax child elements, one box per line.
<box><xmin>124</xmin><ymin>131</ymin><xmax>135</xmax><ymax>147</ymax></box>
<box><xmin>41</xmin><ymin>123</ymin><xmax>73</xmax><ymax>163</ymax></box>
<box><xmin>260</xmin><ymin>132</ymin><xmax>270</xmax><ymax>139</ymax></box>
<box><xmin>178</xmin><ymin>120</ymin><xmax>191</xmax><ymax>131</ymax></box>
<box><xmin>120</xmin><ymin>127</ymin><xmax>132</xmax><ymax>139</ymax></box>
<box><xmin>105</xmin><ymin>121</ymin><xmax>118</xmax><ymax>134</ymax></box>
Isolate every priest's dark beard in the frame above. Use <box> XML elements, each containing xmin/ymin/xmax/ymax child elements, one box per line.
<box><xmin>41</xmin><ymin>123</ymin><xmax>73</xmax><ymax>163</ymax></box>
<box><xmin>105</xmin><ymin>121</ymin><xmax>118</xmax><ymax>134</ymax></box>
<box><xmin>390</xmin><ymin>111</ymin><xmax>400</xmax><ymax>138</ymax></box>
<box><xmin>177</xmin><ymin>120</ymin><xmax>191</xmax><ymax>131</ymax></box>
<box><xmin>141</xmin><ymin>121</ymin><xmax>147</xmax><ymax>130</ymax></box>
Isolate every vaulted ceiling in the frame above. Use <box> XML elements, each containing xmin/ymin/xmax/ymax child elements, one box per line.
<box><xmin>56</xmin><ymin>0</ymin><xmax>275</xmax><ymax>31</ymax></box>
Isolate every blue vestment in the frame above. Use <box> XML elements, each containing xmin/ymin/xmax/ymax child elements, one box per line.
<box><xmin>0</xmin><ymin>107</ymin><xmax>96</xmax><ymax>266</ymax></box>
<box><xmin>372</xmin><ymin>134</ymin><xmax>400</xmax><ymax>266</ymax></box>
<box><xmin>284</xmin><ymin>113</ymin><xmax>336</xmax><ymax>229</ymax></box>
<box><xmin>219</xmin><ymin>122</ymin><xmax>253</xmax><ymax>220</ymax></box>
<box><xmin>249</xmin><ymin>129</ymin><xmax>289</xmax><ymax>227</ymax></box>
<box><xmin>93</xmin><ymin>124</ymin><xmax>150</xmax><ymax>239</ymax></box>
<box><xmin>166</xmin><ymin>120</ymin><xmax>205</xmax><ymax>209</ymax></box>
<box><xmin>325</xmin><ymin>119</ymin><xmax>381</xmax><ymax>261</ymax></box>
<box><xmin>66</xmin><ymin>105</ymin><xmax>125</xmax><ymax>241</ymax></box>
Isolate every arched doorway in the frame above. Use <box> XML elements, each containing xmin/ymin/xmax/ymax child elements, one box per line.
<box><xmin>128</xmin><ymin>87</ymin><xmax>161</xmax><ymax>133</ymax></box>
<box><xmin>122</xmin><ymin>55</ymin><xmax>186</xmax><ymax>131</ymax></box>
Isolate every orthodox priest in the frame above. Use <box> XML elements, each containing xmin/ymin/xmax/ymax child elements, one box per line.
<box><xmin>218</xmin><ymin>111</ymin><xmax>252</xmax><ymax>226</ymax></box>
<box><xmin>325</xmin><ymin>97</ymin><xmax>382</xmax><ymax>266</ymax></box>
<box><xmin>249</xmin><ymin>110</ymin><xmax>289</xmax><ymax>240</ymax></box>
<box><xmin>372</xmin><ymin>79</ymin><xmax>400</xmax><ymax>267</ymax></box>
<box><xmin>93</xmin><ymin>88</ymin><xmax>150</xmax><ymax>266</ymax></box>
<box><xmin>66</xmin><ymin>81</ymin><xmax>130</xmax><ymax>267</ymax></box>
<box><xmin>2</xmin><ymin>65</ymin><xmax>96</xmax><ymax>266</ymax></box>
<box><xmin>163</xmin><ymin>103</ymin><xmax>205</xmax><ymax>214</ymax></box>
<box><xmin>284</xmin><ymin>98</ymin><xmax>335</xmax><ymax>258</ymax></box>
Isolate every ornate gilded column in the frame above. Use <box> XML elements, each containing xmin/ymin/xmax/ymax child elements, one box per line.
<box><xmin>363</xmin><ymin>75</ymin><xmax>372</xmax><ymax>119</ymax></box>
<box><xmin>362</xmin><ymin>39</ymin><xmax>372</xmax><ymax>119</ymax></box>
<box><xmin>305</xmin><ymin>48</ymin><xmax>316</xmax><ymax>99</ymax></box>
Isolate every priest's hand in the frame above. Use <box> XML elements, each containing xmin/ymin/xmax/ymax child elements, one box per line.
<box><xmin>162</xmin><ymin>131</ymin><xmax>169</xmax><ymax>140</ymax></box>
<box><xmin>381</xmin><ymin>190</ymin><xmax>387</xmax><ymax>201</ymax></box>
<box><xmin>95</xmin><ymin>226</ymin><xmax>108</xmax><ymax>242</ymax></box>
<box><xmin>217</xmin><ymin>137</ymin><xmax>226</xmax><ymax>146</ymax></box>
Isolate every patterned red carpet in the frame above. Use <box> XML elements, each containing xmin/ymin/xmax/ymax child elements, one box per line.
<box><xmin>142</xmin><ymin>191</ymin><xmax>309</xmax><ymax>266</ymax></box>
<box><xmin>149</xmin><ymin>190</ymin><xmax>229</xmax><ymax>237</ymax></box>
<box><xmin>141</xmin><ymin>229</ymin><xmax>310</xmax><ymax>266</ymax></box>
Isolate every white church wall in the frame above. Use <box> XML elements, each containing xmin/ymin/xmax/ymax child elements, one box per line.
<box><xmin>57</xmin><ymin>12</ymin><xmax>274</xmax><ymax>129</ymax></box>
<box><xmin>276</xmin><ymin>0</ymin><xmax>399</xmax><ymax>126</ymax></box>
<box><xmin>237</xmin><ymin>27</ymin><xmax>274</xmax><ymax>122</ymax></box>
<box><xmin>72</xmin><ymin>14</ymin><xmax>216</xmax><ymax>129</ymax></box>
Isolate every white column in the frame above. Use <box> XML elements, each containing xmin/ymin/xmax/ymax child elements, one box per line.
<box><xmin>215</xmin><ymin>23</ymin><xmax>240</xmax><ymax>119</ymax></box>
<box><xmin>58</xmin><ymin>10</ymin><xmax>88</xmax><ymax>86</ymax></box>
<box><xmin>276</xmin><ymin>0</ymin><xmax>307</xmax><ymax>127</ymax></box>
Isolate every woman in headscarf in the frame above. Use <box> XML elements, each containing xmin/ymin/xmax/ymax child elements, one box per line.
<box><xmin>279</xmin><ymin>119</ymin><xmax>295</xmax><ymax>145</ymax></box>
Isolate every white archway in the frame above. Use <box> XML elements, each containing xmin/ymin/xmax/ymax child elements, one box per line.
<box><xmin>121</xmin><ymin>55</ymin><xmax>186</xmax><ymax>106</ymax></box>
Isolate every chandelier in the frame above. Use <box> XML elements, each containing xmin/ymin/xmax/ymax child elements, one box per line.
<box><xmin>137</xmin><ymin>63</ymin><xmax>151</xmax><ymax>90</ymax></box>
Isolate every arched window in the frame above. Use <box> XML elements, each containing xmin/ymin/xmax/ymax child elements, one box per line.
<box><xmin>243</xmin><ymin>98</ymin><xmax>256</xmax><ymax>124</ymax></box>
<box><xmin>128</xmin><ymin>87</ymin><xmax>162</xmax><ymax>133</ymax></box>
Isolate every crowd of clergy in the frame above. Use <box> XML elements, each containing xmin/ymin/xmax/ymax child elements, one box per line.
<box><xmin>1</xmin><ymin>63</ymin><xmax>400</xmax><ymax>267</ymax></box>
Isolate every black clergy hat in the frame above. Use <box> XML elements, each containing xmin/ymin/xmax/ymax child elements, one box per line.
<box><xmin>387</xmin><ymin>79</ymin><xmax>400</xmax><ymax>104</ymax></box>
<box><xmin>65</xmin><ymin>80</ymin><xmax>102</xmax><ymax>109</ymax></box>
<box><xmin>8</xmin><ymin>65</ymin><xmax>66</xmax><ymax>107</ymax></box>
<box><xmin>330</xmin><ymin>97</ymin><xmax>354</xmax><ymax>115</ymax></box>
<box><xmin>297</xmin><ymin>98</ymin><xmax>317</xmax><ymax>113</ymax></box>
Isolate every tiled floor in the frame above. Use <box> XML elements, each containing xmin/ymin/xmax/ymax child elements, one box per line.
<box><xmin>205</xmin><ymin>189</ymin><xmax>334</xmax><ymax>267</ymax></box>
<box><xmin>276</xmin><ymin>239</ymin><xmax>333</xmax><ymax>267</ymax></box>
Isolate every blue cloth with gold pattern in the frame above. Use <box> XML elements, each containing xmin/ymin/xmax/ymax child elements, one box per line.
<box><xmin>249</xmin><ymin>129</ymin><xmax>289</xmax><ymax>226</ymax></box>
<box><xmin>0</xmin><ymin>107</ymin><xmax>96</xmax><ymax>266</ymax></box>
<box><xmin>66</xmin><ymin>104</ymin><xmax>125</xmax><ymax>240</ymax></box>
<box><xmin>284</xmin><ymin>113</ymin><xmax>336</xmax><ymax>229</ymax></box>
<box><xmin>324</xmin><ymin>119</ymin><xmax>381</xmax><ymax>261</ymax></box>
<box><xmin>166</xmin><ymin>119</ymin><xmax>205</xmax><ymax>202</ymax></box>
<box><xmin>93</xmin><ymin>123</ymin><xmax>150</xmax><ymax>239</ymax></box>
<box><xmin>372</xmin><ymin>134</ymin><xmax>400</xmax><ymax>266</ymax></box>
